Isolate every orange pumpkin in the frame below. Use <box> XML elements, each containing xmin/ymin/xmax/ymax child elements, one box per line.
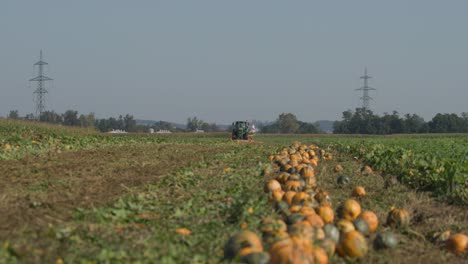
<box><xmin>320</xmin><ymin>200</ymin><xmax>333</xmax><ymax>208</ymax></box>
<box><xmin>238</xmin><ymin>247</ymin><xmax>257</xmax><ymax>256</ymax></box>
<box><xmin>283</xmin><ymin>191</ymin><xmax>297</xmax><ymax>206</ymax></box>
<box><xmin>352</xmin><ymin>186</ymin><xmax>366</xmax><ymax>197</ymax></box>
<box><xmin>316</xmin><ymin>205</ymin><xmax>334</xmax><ymax>224</ymax></box>
<box><xmin>446</xmin><ymin>233</ymin><xmax>468</xmax><ymax>255</ymax></box>
<box><xmin>303</xmin><ymin>176</ymin><xmax>317</xmax><ymax>189</ymax></box>
<box><xmin>361</xmin><ymin>165</ymin><xmax>373</xmax><ymax>175</ymax></box>
<box><xmin>386</xmin><ymin>207</ymin><xmax>410</xmax><ymax>228</ymax></box>
<box><xmin>339</xmin><ymin>199</ymin><xmax>362</xmax><ymax>221</ymax></box>
<box><xmin>289</xmin><ymin>159</ymin><xmax>299</xmax><ymax>168</ymax></box>
<box><xmin>304</xmin><ymin>213</ymin><xmax>325</xmax><ymax>228</ymax></box>
<box><xmin>290</xmin><ymin>153</ymin><xmax>301</xmax><ymax>161</ymax></box>
<box><xmin>264</xmin><ymin>179</ymin><xmax>282</xmax><ymax>193</ymax></box>
<box><xmin>289</xmin><ymin>224</ymin><xmax>325</xmax><ymax>242</ymax></box>
<box><xmin>292</xmin><ymin>192</ymin><xmax>310</xmax><ymax>205</ymax></box>
<box><xmin>314</xmin><ymin>190</ymin><xmax>330</xmax><ymax>203</ymax></box>
<box><xmin>274</xmin><ymin>155</ymin><xmax>285</xmax><ymax>164</ymax></box>
<box><xmin>336</xmin><ymin>219</ymin><xmax>355</xmax><ymax>234</ymax></box>
<box><xmin>359</xmin><ymin>210</ymin><xmax>379</xmax><ymax>233</ymax></box>
<box><xmin>333</xmin><ymin>164</ymin><xmax>343</xmax><ymax>172</ymax></box>
<box><xmin>276</xmin><ymin>172</ymin><xmax>290</xmax><ymax>184</ymax></box>
<box><xmin>300</xmin><ymin>166</ymin><xmax>315</xmax><ymax>178</ymax></box>
<box><xmin>260</xmin><ymin>217</ymin><xmax>287</xmax><ymax>234</ymax></box>
<box><xmin>299</xmin><ymin>206</ymin><xmax>317</xmax><ymax>217</ymax></box>
<box><xmin>285</xmin><ymin>180</ymin><xmax>302</xmax><ymax>192</ymax></box>
<box><xmin>269</xmin><ymin>190</ymin><xmax>285</xmax><ymax>202</ymax></box>
<box><xmin>280</xmin><ymin>164</ymin><xmax>293</xmax><ymax>173</ymax></box>
<box><xmin>308</xmin><ymin>150</ymin><xmax>316</xmax><ymax>157</ymax></box>
<box><xmin>294</xmin><ymin>164</ymin><xmax>305</xmax><ymax>173</ymax></box>
<box><xmin>269</xmin><ymin>238</ymin><xmax>315</xmax><ymax>264</ymax></box>
<box><xmin>336</xmin><ymin>230</ymin><xmax>368</xmax><ymax>259</ymax></box>
<box><xmin>263</xmin><ymin>230</ymin><xmax>290</xmax><ymax>248</ymax></box>
<box><xmin>239</xmin><ymin>252</ymin><xmax>270</xmax><ymax>264</ymax></box>
<box><xmin>289</xmin><ymin>205</ymin><xmax>303</xmax><ymax>214</ymax></box>
<box><xmin>312</xmin><ymin>246</ymin><xmax>328</xmax><ymax>264</ymax></box>
<box><xmin>224</xmin><ymin>231</ymin><xmax>263</xmax><ymax>260</ymax></box>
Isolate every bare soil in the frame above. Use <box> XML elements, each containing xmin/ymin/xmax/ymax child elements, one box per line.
<box><xmin>0</xmin><ymin>143</ymin><xmax>228</xmax><ymax>240</ymax></box>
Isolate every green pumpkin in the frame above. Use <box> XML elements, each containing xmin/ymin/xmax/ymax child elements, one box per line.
<box><xmin>353</xmin><ymin>218</ymin><xmax>370</xmax><ymax>236</ymax></box>
<box><xmin>336</xmin><ymin>175</ymin><xmax>351</xmax><ymax>186</ymax></box>
<box><xmin>286</xmin><ymin>213</ymin><xmax>305</xmax><ymax>225</ymax></box>
<box><xmin>323</xmin><ymin>224</ymin><xmax>340</xmax><ymax>244</ymax></box>
<box><xmin>374</xmin><ymin>231</ymin><xmax>398</xmax><ymax>249</ymax></box>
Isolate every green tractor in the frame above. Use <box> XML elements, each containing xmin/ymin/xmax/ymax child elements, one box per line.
<box><xmin>231</xmin><ymin>121</ymin><xmax>252</xmax><ymax>140</ymax></box>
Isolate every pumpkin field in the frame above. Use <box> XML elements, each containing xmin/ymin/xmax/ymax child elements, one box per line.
<box><xmin>0</xmin><ymin>120</ymin><xmax>467</xmax><ymax>263</ymax></box>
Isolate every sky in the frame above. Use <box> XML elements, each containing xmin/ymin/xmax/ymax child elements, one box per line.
<box><xmin>1</xmin><ymin>1</ymin><xmax>467</xmax><ymax>124</ymax></box>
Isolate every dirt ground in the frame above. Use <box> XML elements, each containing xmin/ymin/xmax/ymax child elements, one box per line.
<box><xmin>0</xmin><ymin>143</ymin><xmax>228</xmax><ymax>240</ymax></box>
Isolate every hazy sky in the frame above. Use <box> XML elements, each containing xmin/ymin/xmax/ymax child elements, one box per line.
<box><xmin>1</xmin><ymin>1</ymin><xmax>467</xmax><ymax>124</ymax></box>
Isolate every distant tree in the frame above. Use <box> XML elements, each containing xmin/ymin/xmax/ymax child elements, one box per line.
<box><xmin>335</xmin><ymin>108</ymin><xmax>379</xmax><ymax>134</ymax></box>
<box><xmin>261</xmin><ymin>122</ymin><xmax>280</xmax><ymax>133</ymax></box>
<box><xmin>260</xmin><ymin>115</ymin><xmax>319</xmax><ymax>134</ymax></box>
<box><xmin>62</xmin><ymin>110</ymin><xmax>80</xmax><ymax>126</ymax></box>
<box><xmin>334</xmin><ymin>109</ymin><xmax>468</xmax><ymax>134</ymax></box>
<box><xmin>40</xmin><ymin>111</ymin><xmax>63</xmax><ymax>124</ymax></box>
<box><xmin>403</xmin><ymin>113</ymin><xmax>425</xmax><ymax>133</ymax></box>
<box><xmin>200</xmin><ymin>122</ymin><xmax>219</xmax><ymax>132</ymax></box>
<box><xmin>95</xmin><ymin>115</ymin><xmax>132</xmax><ymax>132</ymax></box>
<box><xmin>7</xmin><ymin>110</ymin><xmax>20</xmax><ymax>119</ymax></box>
<box><xmin>79</xmin><ymin>112</ymin><xmax>96</xmax><ymax>128</ymax></box>
<box><xmin>277</xmin><ymin>113</ymin><xmax>300</xmax><ymax>133</ymax></box>
<box><xmin>334</xmin><ymin>108</ymin><xmax>387</xmax><ymax>134</ymax></box>
<box><xmin>333</xmin><ymin>110</ymin><xmax>353</xmax><ymax>134</ymax></box>
<box><xmin>298</xmin><ymin>121</ymin><xmax>320</xmax><ymax>134</ymax></box>
<box><xmin>186</xmin><ymin>117</ymin><xmax>204</xmax><ymax>132</ymax></box>
<box><xmin>153</xmin><ymin>121</ymin><xmax>175</xmax><ymax>131</ymax></box>
<box><xmin>95</xmin><ymin>118</ymin><xmax>115</xmax><ymax>132</ymax></box>
<box><xmin>24</xmin><ymin>113</ymin><xmax>35</xmax><ymax>120</ymax></box>
<box><xmin>378</xmin><ymin>111</ymin><xmax>404</xmax><ymax>134</ymax></box>
<box><xmin>461</xmin><ymin>112</ymin><xmax>468</xmax><ymax>121</ymax></box>
<box><xmin>123</xmin><ymin>114</ymin><xmax>136</xmax><ymax>132</ymax></box>
<box><xmin>117</xmin><ymin>115</ymin><xmax>125</xmax><ymax>130</ymax></box>
<box><xmin>428</xmin><ymin>113</ymin><xmax>465</xmax><ymax>133</ymax></box>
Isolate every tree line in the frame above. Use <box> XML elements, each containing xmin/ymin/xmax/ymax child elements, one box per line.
<box><xmin>6</xmin><ymin>110</ymin><xmax>222</xmax><ymax>133</ymax></box>
<box><xmin>333</xmin><ymin>108</ymin><xmax>468</xmax><ymax>134</ymax></box>
<box><xmin>9</xmin><ymin>108</ymin><xmax>466</xmax><ymax>134</ymax></box>
<box><xmin>258</xmin><ymin>113</ymin><xmax>322</xmax><ymax>134</ymax></box>
<box><xmin>7</xmin><ymin>110</ymin><xmax>142</xmax><ymax>132</ymax></box>
<box><xmin>185</xmin><ymin>116</ymin><xmax>221</xmax><ymax>132</ymax></box>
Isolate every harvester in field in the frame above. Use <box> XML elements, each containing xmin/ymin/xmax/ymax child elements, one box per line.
<box><xmin>231</xmin><ymin>121</ymin><xmax>255</xmax><ymax>141</ymax></box>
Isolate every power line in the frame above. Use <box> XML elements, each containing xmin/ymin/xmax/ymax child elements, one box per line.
<box><xmin>355</xmin><ymin>68</ymin><xmax>376</xmax><ymax>109</ymax></box>
<box><xmin>29</xmin><ymin>50</ymin><xmax>53</xmax><ymax>119</ymax></box>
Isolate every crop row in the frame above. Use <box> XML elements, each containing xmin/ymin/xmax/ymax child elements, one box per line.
<box><xmin>321</xmin><ymin>137</ymin><xmax>468</xmax><ymax>204</ymax></box>
<box><xmin>0</xmin><ymin>120</ymin><xmax>168</xmax><ymax>160</ymax></box>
